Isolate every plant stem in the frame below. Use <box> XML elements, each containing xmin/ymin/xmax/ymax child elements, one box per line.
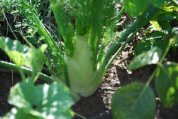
<box><xmin>64</xmin><ymin>64</ymin><xmax>70</xmax><ymax>87</ymax></box>
<box><xmin>105</xmin><ymin>33</ymin><xmax>134</xmax><ymax>70</ymax></box>
<box><xmin>74</xmin><ymin>112</ymin><xmax>87</xmax><ymax>119</ymax></box>
<box><xmin>97</xmin><ymin>7</ymin><xmax>125</xmax><ymax>64</ymax></box>
<box><xmin>35</xmin><ymin>16</ymin><xmax>63</xmax><ymax>61</ymax></box>
<box><xmin>102</xmin><ymin>6</ymin><xmax>159</xmax><ymax>69</ymax></box>
<box><xmin>50</xmin><ymin>1</ymin><xmax>74</xmax><ymax>56</ymax></box>
<box><xmin>19</xmin><ymin>1</ymin><xmax>64</xmax><ymax>78</ymax></box>
<box><xmin>117</xmin><ymin>7</ymin><xmax>125</xmax><ymax>22</ymax></box>
<box><xmin>0</xmin><ymin>60</ymin><xmax>52</xmax><ymax>83</ymax></box>
<box><xmin>128</xmin><ymin>37</ymin><xmax>174</xmax><ymax>107</ymax></box>
<box><xmin>146</xmin><ymin>36</ymin><xmax>175</xmax><ymax>86</ymax></box>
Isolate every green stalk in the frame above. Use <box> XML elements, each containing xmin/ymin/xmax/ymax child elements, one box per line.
<box><xmin>135</xmin><ymin>37</ymin><xmax>176</xmax><ymax>102</ymax></box>
<box><xmin>50</xmin><ymin>0</ymin><xmax>75</xmax><ymax>86</ymax></box>
<box><xmin>19</xmin><ymin>1</ymin><xmax>62</xmax><ymax>58</ymax></box>
<box><xmin>105</xmin><ymin>33</ymin><xmax>134</xmax><ymax>70</ymax></box>
<box><xmin>17</xmin><ymin>66</ymin><xmax>26</xmax><ymax>81</ymax></box>
<box><xmin>77</xmin><ymin>6</ymin><xmax>160</xmax><ymax>97</ymax></box>
<box><xmin>102</xmin><ymin>6</ymin><xmax>159</xmax><ymax>69</ymax></box>
<box><xmin>64</xmin><ymin>65</ymin><xmax>70</xmax><ymax>87</ymax></box>
<box><xmin>97</xmin><ymin>7</ymin><xmax>125</xmax><ymax>63</ymax></box>
<box><xmin>0</xmin><ymin>60</ymin><xmax>52</xmax><ymax>83</ymax></box>
<box><xmin>33</xmin><ymin>12</ymin><xmax>63</xmax><ymax>61</ymax></box>
<box><xmin>50</xmin><ymin>1</ymin><xmax>74</xmax><ymax>57</ymax></box>
<box><xmin>146</xmin><ymin>36</ymin><xmax>175</xmax><ymax>86</ymax></box>
<box><xmin>19</xmin><ymin>1</ymin><xmax>65</xmax><ymax>79</ymax></box>
<box><xmin>116</xmin><ymin>7</ymin><xmax>125</xmax><ymax>24</ymax></box>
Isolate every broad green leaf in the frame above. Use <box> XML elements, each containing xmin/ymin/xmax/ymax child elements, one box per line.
<box><xmin>157</xmin><ymin>11</ymin><xmax>178</xmax><ymax>22</ymax></box>
<box><xmin>7</xmin><ymin>50</ymin><xmax>30</xmax><ymax>66</ymax></box>
<box><xmin>155</xmin><ymin>63</ymin><xmax>178</xmax><ymax>108</ymax></box>
<box><xmin>134</xmin><ymin>40</ymin><xmax>153</xmax><ymax>56</ymax></box>
<box><xmin>128</xmin><ymin>47</ymin><xmax>162</xmax><ymax>70</ymax></box>
<box><xmin>37</xmin><ymin>82</ymin><xmax>74</xmax><ymax>119</ymax></box>
<box><xmin>0</xmin><ymin>37</ymin><xmax>46</xmax><ymax>80</ymax></box>
<box><xmin>123</xmin><ymin>0</ymin><xmax>150</xmax><ymax>17</ymax></box>
<box><xmin>112</xmin><ymin>83</ymin><xmax>156</xmax><ymax>119</ymax></box>
<box><xmin>151</xmin><ymin>0</ymin><xmax>165</xmax><ymax>8</ymax></box>
<box><xmin>8</xmin><ymin>81</ymin><xmax>42</xmax><ymax>110</ymax></box>
<box><xmin>3</xmin><ymin>108</ymin><xmax>41</xmax><ymax>119</ymax></box>
<box><xmin>0</xmin><ymin>37</ymin><xmax>30</xmax><ymax>66</ymax></box>
<box><xmin>134</xmin><ymin>38</ymin><xmax>169</xmax><ymax>56</ymax></box>
<box><xmin>8</xmin><ymin>81</ymin><xmax>74</xmax><ymax>119</ymax></box>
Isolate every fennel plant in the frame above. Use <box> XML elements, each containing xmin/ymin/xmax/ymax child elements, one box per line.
<box><xmin>1</xmin><ymin>0</ymin><xmax>178</xmax><ymax>118</ymax></box>
<box><xmin>0</xmin><ymin>0</ymin><xmax>159</xmax><ymax>99</ymax></box>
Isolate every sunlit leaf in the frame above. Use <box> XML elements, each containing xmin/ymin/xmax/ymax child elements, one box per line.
<box><xmin>150</xmin><ymin>21</ymin><xmax>162</xmax><ymax>31</ymax></box>
<box><xmin>123</xmin><ymin>0</ymin><xmax>150</xmax><ymax>17</ymax></box>
<box><xmin>155</xmin><ymin>63</ymin><xmax>178</xmax><ymax>108</ymax></box>
<box><xmin>7</xmin><ymin>81</ymin><xmax>74</xmax><ymax>119</ymax></box>
<box><xmin>0</xmin><ymin>37</ymin><xmax>30</xmax><ymax>66</ymax></box>
<box><xmin>3</xmin><ymin>108</ymin><xmax>41</xmax><ymax>119</ymax></box>
<box><xmin>134</xmin><ymin>38</ymin><xmax>169</xmax><ymax>56</ymax></box>
<box><xmin>0</xmin><ymin>37</ymin><xmax>46</xmax><ymax>80</ymax></box>
<box><xmin>128</xmin><ymin>47</ymin><xmax>162</xmax><ymax>70</ymax></box>
<box><xmin>38</xmin><ymin>82</ymin><xmax>74</xmax><ymax>119</ymax></box>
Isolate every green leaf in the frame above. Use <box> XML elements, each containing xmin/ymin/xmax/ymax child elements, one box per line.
<box><xmin>151</xmin><ymin>0</ymin><xmax>165</xmax><ymax>8</ymax></box>
<box><xmin>134</xmin><ymin>38</ymin><xmax>169</xmax><ymax>56</ymax></box>
<box><xmin>0</xmin><ymin>37</ymin><xmax>30</xmax><ymax>66</ymax></box>
<box><xmin>37</xmin><ymin>82</ymin><xmax>74</xmax><ymax>119</ymax></box>
<box><xmin>0</xmin><ymin>37</ymin><xmax>46</xmax><ymax>80</ymax></box>
<box><xmin>8</xmin><ymin>81</ymin><xmax>74</xmax><ymax>119</ymax></box>
<box><xmin>51</xmin><ymin>0</ymin><xmax>119</xmax><ymax>58</ymax></box>
<box><xmin>7</xmin><ymin>50</ymin><xmax>30</xmax><ymax>66</ymax></box>
<box><xmin>128</xmin><ymin>47</ymin><xmax>162</xmax><ymax>70</ymax></box>
<box><xmin>112</xmin><ymin>83</ymin><xmax>156</xmax><ymax>119</ymax></box>
<box><xmin>8</xmin><ymin>81</ymin><xmax>42</xmax><ymax>110</ymax></box>
<box><xmin>3</xmin><ymin>108</ymin><xmax>41</xmax><ymax>119</ymax></box>
<box><xmin>155</xmin><ymin>63</ymin><xmax>178</xmax><ymax>108</ymax></box>
<box><xmin>150</xmin><ymin>21</ymin><xmax>162</xmax><ymax>31</ymax></box>
<box><xmin>123</xmin><ymin>0</ymin><xmax>150</xmax><ymax>17</ymax></box>
<box><xmin>30</xmin><ymin>45</ymin><xmax>47</xmax><ymax>80</ymax></box>
<box><xmin>172</xmin><ymin>36</ymin><xmax>178</xmax><ymax>47</ymax></box>
<box><xmin>134</xmin><ymin>40</ymin><xmax>153</xmax><ymax>56</ymax></box>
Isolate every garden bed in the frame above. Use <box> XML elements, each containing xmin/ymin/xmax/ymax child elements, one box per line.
<box><xmin>0</xmin><ymin>0</ymin><xmax>178</xmax><ymax>119</ymax></box>
<box><xmin>1</xmin><ymin>53</ymin><xmax>178</xmax><ymax>119</ymax></box>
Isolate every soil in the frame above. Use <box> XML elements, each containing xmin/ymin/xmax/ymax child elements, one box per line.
<box><xmin>0</xmin><ymin>70</ymin><xmax>20</xmax><ymax>116</ymax></box>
